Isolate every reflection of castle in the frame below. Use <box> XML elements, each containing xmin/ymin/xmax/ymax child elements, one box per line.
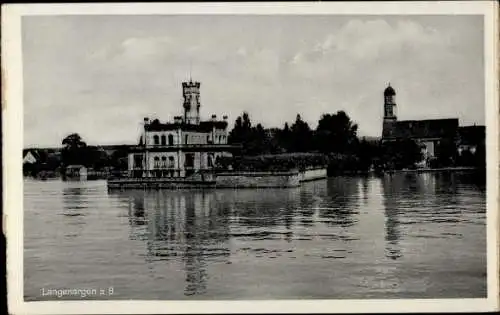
<box><xmin>125</xmin><ymin>190</ymin><xmax>231</xmax><ymax>296</ymax></box>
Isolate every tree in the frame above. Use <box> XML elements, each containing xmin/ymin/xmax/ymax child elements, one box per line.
<box><xmin>381</xmin><ymin>139</ymin><xmax>423</xmax><ymax>170</ymax></box>
<box><xmin>314</xmin><ymin>111</ymin><xmax>358</xmax><ymax>154</ymax></box>
<box><xmin>228</xmin><ymin>112</ymin><xmax>252</xmax><ymax>147</ymax></box>
<box><xmin>228</xmin><ymin>112</ymin><xmax>272</xmax><ymax>156</ymax></box>
<box><xmin>435</xmin><ymin>139</ymin><xmax>458</xmax><ymax>167</ymax></box>
<box><xmin>289</xmin><ymin>114</ymin><xmax>313</xmax><ymax>152</ymax></box>
<box><xmin>61</xmin><ymin>133</ymin><xmax>87</xmax><ymax>166</ymax></box>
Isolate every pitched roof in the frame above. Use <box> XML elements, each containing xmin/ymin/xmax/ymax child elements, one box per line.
<box><xmin>23</xmin><ymin>151</ymin><xmax>39</xmax><ymax>163</ymax></box>
<box><xmin>23</xmin><ymin>149</ymin><xmax>40</xmax><ymax>160</ymax></box>
<box><xmin>382</xmin><ymin>118</ymin><xmax>459</xmax><ymax>140</ymax></box>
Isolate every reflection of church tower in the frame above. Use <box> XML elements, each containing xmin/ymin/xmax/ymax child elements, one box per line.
<box><xmin>382</xmin><ymin>83</ymin><xmax>397</xmax><ymax>138</ymax></box>
<box><xmin>182</xmin><ymin>80</ymin><xmax>201</xmax><ymax>125</ymax></box>
<box><xmin>381</xmin><ymin>176</ymin><xmax>402</xmax><ymax>260</ymax></box>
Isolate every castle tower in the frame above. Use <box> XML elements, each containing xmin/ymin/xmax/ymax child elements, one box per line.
<box><xmin>383</xmin><ymin>83</ymin><xmax>397</xmax><ymax>121</ymax></box>
<box><xmin>182</xmin><ymin>80</ymin><xmax>201</xmax><ymax>125</ymax></box>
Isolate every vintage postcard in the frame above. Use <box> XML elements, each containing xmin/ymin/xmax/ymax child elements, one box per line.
<box><xmin>2</xmin><ymin>1</ymin><xmax>499</xmax><ymax>314</ymax></box>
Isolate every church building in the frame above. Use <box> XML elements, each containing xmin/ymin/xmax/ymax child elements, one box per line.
<box><xmin>380</xmin><ymin>84</ymin><xmax>460</xmax><ymax>165</ymax></box>
<box><xmin>127</xmin><ymin>80</ymin><xmax>237</xmax><ymax>178</ymax></box>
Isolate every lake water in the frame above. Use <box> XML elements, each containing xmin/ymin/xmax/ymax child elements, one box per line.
<box><xmin>24</xmin><ymin>172</ymin><xmax>487</xmax><ymax>300</ymax></box>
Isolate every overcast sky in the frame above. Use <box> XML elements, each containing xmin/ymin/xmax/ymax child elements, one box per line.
<box><xmin>22</xmin><ymin>14</ymin><xmax>484</xmax><ymax>147</ymax></box>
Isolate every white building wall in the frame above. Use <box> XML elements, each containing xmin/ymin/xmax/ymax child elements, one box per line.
<box><xmin>180</xmin><ymin>131</ymin><xmax>210</xmax><ymax>145</ymax></box>
<box><xmin>145</xmin><ymin>131</ymin><xmax>180</xmax><ymax>146</ymax></box>
<box><xmin>146</xmin><ymin>152</ymin><xmax>179</xmax><ymax>170</ymax></box>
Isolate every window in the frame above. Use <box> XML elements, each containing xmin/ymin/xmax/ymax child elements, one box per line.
<box><xmin>134</xmin><ymin>154</ymin><xmax>143</xmax><ymax>169</ymax></box>
<box><xmin>154</xmin><ymin>156</ymin><xmax>160</xmax><ymax>168</ymax></box>
<box><xmin>168</xmin><ymin>134</ymin><xmax>174</xmax><ymax>146</ymax></box>
<box><xmin>153</xmin><ymin>135</ymin><xmax>160</xmax><ymax>145</ymax></box>
<box><xmin>161</xmin><ymin>156</ymin><xmax>167</xmax><ymax>168</ymax></box>
<box><xmin>185</xmin><ymin>154</ymin><xmax>194</xmax><ymax>168</ymax></box>
<box><xmin>208</xmin><ymin>155</ymin><xmax>213</xmax><ymax>167</ymax></box>
<box><xmin>168</xmin><ymin>156</ymin><xmax>175</xmax><ymax>168</ymax></box>
<box><xmin>207</xmin><ymin>135</ymin><xmax>210</xmax><ymax>143</ymax></box>
<box><xmin>185</xmin><ymin>135</ymin><xmax>189</xmax><ymax>144</ymax></box>
<box><xmin>161</xmin><ymin>135</ymin><xmax>166</xmax><ymax>146</ymax></box>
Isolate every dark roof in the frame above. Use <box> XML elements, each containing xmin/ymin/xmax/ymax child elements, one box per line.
<box><xmin>383</xmin><ymin>118</ymin><xmax>459</xmax><ymax>140</ymax></box>
<box><xmin>384</xmin><ymin>84</ymin><xmax>396</xmax><ymax>96</ymax></box>
<box><xmin>145</xmin><ymin>120</ymin><xmax>228</xmax><ymax>132</ymax></box>
<box><xmin>458</xmin><ymin>125</ymin><xmax>485</xmax><ymax>145</ymax></box>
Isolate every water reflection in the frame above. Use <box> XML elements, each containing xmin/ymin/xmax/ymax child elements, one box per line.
<box><xmin>117</xmin><ymin>190</ymin><xmax>232</xmax><ymax>296</ymax></box>
<box><xmin>62</xmin><ymin>186</ymin><xmax>87</xmax><ymax>213</ymax></box>
<box><xmin>361</xmin><ymin>176</ymin><xmax>370</xmax><ymax>205</ymax></box>
<box><xmin>381</xmin><ymin>176</ymin><xmax>403</xmax><ymax>260</ymax></box>
<box><xmin>25</xmin><ymin>174</ymin><xmax>487</xmax><ymax>300</ymax></box>
<box><xmin>319</xmin><ymin>177</ymin><xmax>360</xmax><ymax>228</ymax></box>
<box><xmin>61</xmin><ymin>186</ymin><xmax>88</xmax><ymax>238</ymax></box>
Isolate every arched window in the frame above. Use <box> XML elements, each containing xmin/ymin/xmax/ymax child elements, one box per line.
<box><xmin>168</xmin><ymin>134</ymin><xmax>174</xmax><ymax>146</ymax></box>
<box><xmin>154</xmin><ymin>156</ymin><xmax>160</xmax><ymax>168</ymax></box>
<box><xmin>153</xmin><ymin>135</ymin><xmax>160</xmax><ymax>145</ymax></box>
<box><xmin>161</xmin><ymin>135</ymin><xmax>166</xmax><ymax>146</ymax></box>
<box><xmin>168</xmin><ymin>156</ymin><xmax>175</xmax><ymax>168</ymax></box>
<box><xmin>161</xmin><ymin>156</ymin><xmax>167</xmax><ymax>168</ymax></box>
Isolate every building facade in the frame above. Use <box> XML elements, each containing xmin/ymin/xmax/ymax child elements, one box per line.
<box><xmin>457</xmin><ymin>125</ymin><xmax>485</xmax><ymax>156</ymax></box>
<box><xmin>381</xmin><ymin>84</ymin><xmax>460</xmax><ymax>165</ymax></box>
<box><xmin>128</xmin><ymin>80</ymin><xmax>237</xmax><ymax>178</ymax></box>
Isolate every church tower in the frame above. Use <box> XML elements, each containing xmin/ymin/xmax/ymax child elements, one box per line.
<box><xmin>382</xmin><ymin>83</ymin><xmax>397</xmax><ymax>140</ymax></box>
<box><xmin>383</xmin><ymin>83</ymin><xmax>397</xmax><ymax>121</ymax></box>
<box><xmin>182</xmin><ymin>80</ymin><xmax>201</xmax><ymax>125</ymax></box>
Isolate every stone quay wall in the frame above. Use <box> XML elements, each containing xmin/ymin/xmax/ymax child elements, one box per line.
<box><xmin>107</xmin><ymin>168</ymin><xmax>328</xmax><ymax>189</ymax></box>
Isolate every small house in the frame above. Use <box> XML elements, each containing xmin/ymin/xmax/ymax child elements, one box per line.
<box><xmin>65</xmin><ymin>165</ymin><xmax>88</xmax><ymax>180</ymax></box>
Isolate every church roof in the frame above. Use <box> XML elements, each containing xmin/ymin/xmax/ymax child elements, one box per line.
<box><xmin>382</xmin><ymin>118</ymin><xmax>459</xmax><ymax>140</ymax></box>
<box><xmin>384</xmin><ymin>84</ymin><xmax>396</xmax><ymax>96</ymax></box>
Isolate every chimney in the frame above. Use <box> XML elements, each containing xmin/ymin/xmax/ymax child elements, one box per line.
<box><xmin>143</xmin><ymin>117</ymin><xmax>150</xmax><ymax>125</ymax></box>
<box><xmin>223</xmin><ymin>115</ymin><xmax>228</xmax><ymax>120</ymax></box>
<box><xmin>211</xmin><ymin>114</ymin><xmax>217</xmax><ymax>121</ymax></box>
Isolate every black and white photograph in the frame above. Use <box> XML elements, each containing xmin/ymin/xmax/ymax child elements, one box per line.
<box><xmin>3</xmin><ymin>2</ymin><xmax>499</xmax><ymax>314</ymax></box>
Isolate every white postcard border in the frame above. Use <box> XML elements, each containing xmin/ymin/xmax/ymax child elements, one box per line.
<box><xmin>2</xmin><ymin>2</ymin><xmax>498</xmax><ymax>314</ymax></box>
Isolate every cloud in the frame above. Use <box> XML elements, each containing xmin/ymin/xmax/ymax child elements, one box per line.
<box><xmin>289</xmin><ymin>19</ymin><xmax>449</xmax><ymax>79</ymax></box>
<box><xmin>22</xmin><ymin>16</ymin><xmax>484</xmax><ymax>147</ymax></box>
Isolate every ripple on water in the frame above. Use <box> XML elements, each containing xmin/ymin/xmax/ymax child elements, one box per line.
<box><xmin>23</xmin><ymin>175</ymin><xmax>487</xmax><ymax>300</ymax></box>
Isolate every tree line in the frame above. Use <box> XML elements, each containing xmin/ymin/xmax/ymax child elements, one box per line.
<box><xmin>226</xmin><ymin>111</ymin><xmax>485</xmax><ymax>174</ymax></box>
<box><xmin>23</xmin><ymin>110</ymin><xmax>485</xmax><ymax>178</ymax></box>
<box><xmin>23</xmin><ymin>133</ymin><xmax>129</xmax><ymax>177</ymax></box>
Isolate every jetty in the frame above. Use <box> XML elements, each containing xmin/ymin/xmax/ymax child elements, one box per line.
<box><xmin>107</xmin><ymin>167</ymin><xmax>327</xmax><ymax>189</ymax></box>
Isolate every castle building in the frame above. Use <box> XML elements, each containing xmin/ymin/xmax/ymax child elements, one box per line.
<box><xmin>127</xmin><ymin>80</ymin><xmax>237</xmax><ymax>178</ymax></box>
<box><xmin>380</xmin><ymin>84</ymin><xmax>460</xmax><ymax>164</ymax></box>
